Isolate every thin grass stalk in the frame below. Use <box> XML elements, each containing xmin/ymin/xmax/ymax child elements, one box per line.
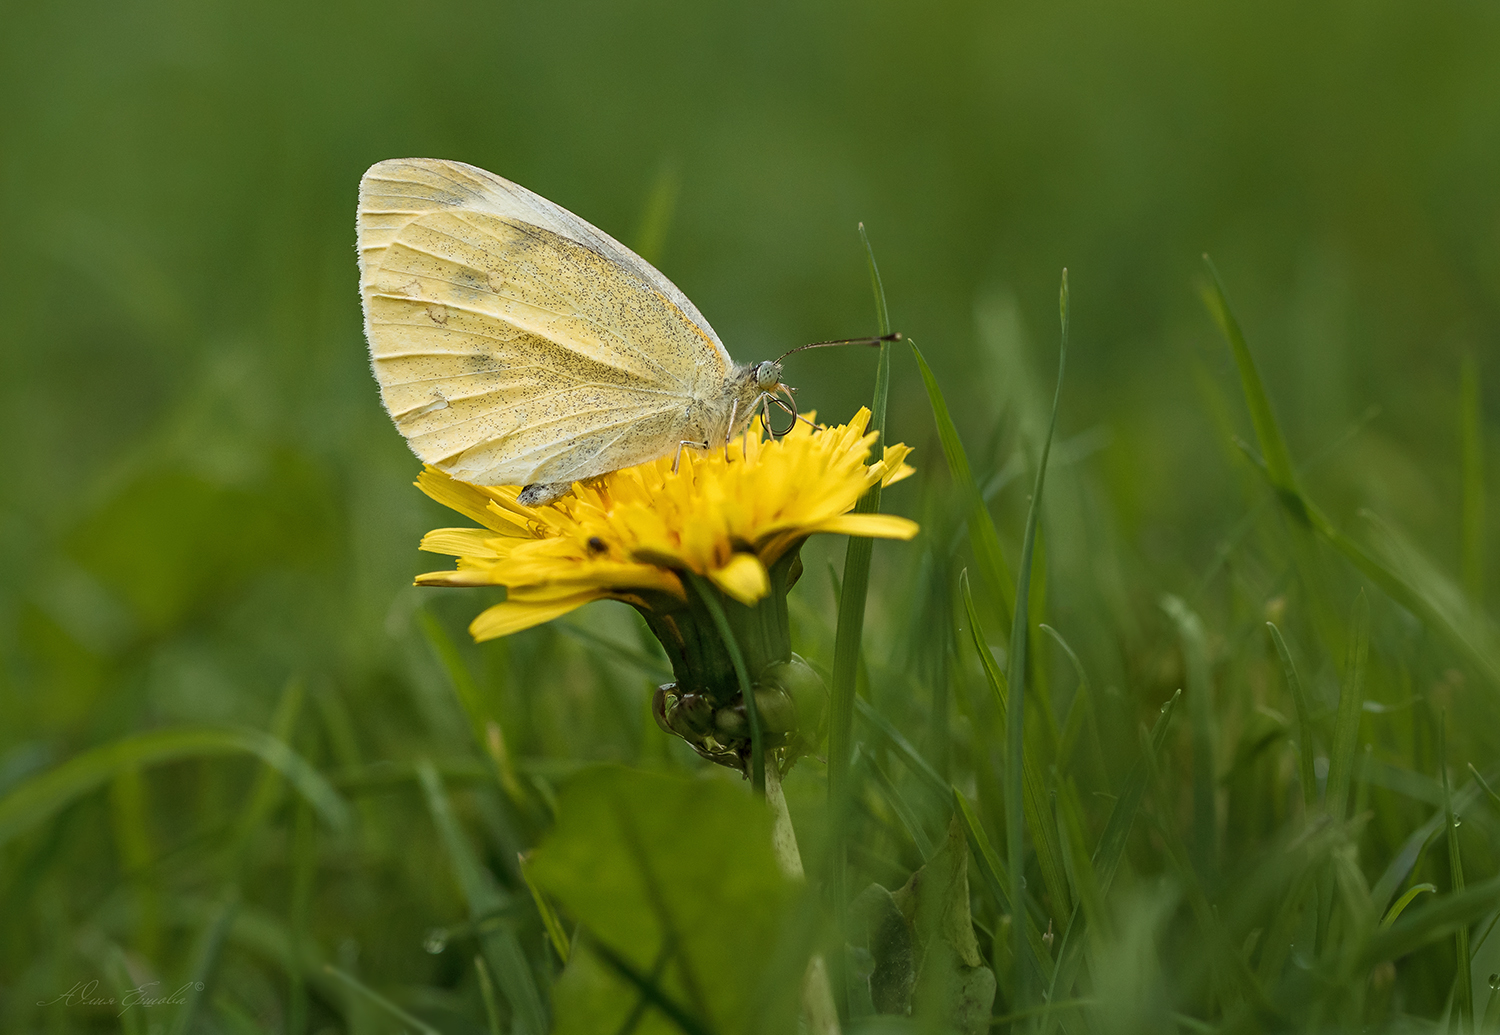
<box><xmin>1441</xmin><ymin>714</ymin><xmax>1473</xmax><ymax>1032</ymax></box>
<box><xmin>1327</xmin><ymin>593</ymin><xmax>1369</xmax><ymax>821</ymax></box>
<box><xmin>1461</xmin><ymin>354</ymin><xmax>1485</xmax><ymax>606</ymax></box>
<box><xmin>826</xmin><ymin>224</ymin><xmax>893</xmax><ymax>1015</ymax></box>
<box><xmin>1267</xmin><ymin>623</ymin><xmax>1318</xmax><ymax>814</ymax></box>
<box><xmin>1004</xmin><ymin>269</ymin><xmax>1069</xmax><ymax>1010</ymax></box>
<box><xmin>324</xmin><ymin>965</ymin><xmax>444</xmax><ymax>1035</ymax></box>
<box><xmin>1203</xmin><ymin>257</ymin><xmax>1500</xmax><ymax>689</ymax></box>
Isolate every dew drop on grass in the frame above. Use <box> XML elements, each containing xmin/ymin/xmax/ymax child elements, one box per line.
<box><xmin>424</xmin><ymin>928</ymin><xmax>449</xmax><ymax>954</ymax></box>
<box><xmin>1489</xmin><ymin>973</ymin><xmax>1499</xmax><ymax>991</ymax></box>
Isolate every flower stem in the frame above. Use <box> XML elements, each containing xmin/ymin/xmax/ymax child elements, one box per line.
<box><xmin>766</xmin><ymin>764</ymin><xmax>841</xmax><ymax>1034</ymax></box>
<box><xmin>684</xmin><ymin>572</ymin><xmax>765</xmax><ymax>793</ymax></box>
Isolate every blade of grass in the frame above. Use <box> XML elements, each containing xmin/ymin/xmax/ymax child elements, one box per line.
<box><xmin>226</xmin><ymin>677</ymin><xmax>305</xmax><ymax>870</ymax></box>
<box><xmin>1055</xmin><ymin>777</ymin><xmax>1108</xmax><ymax>941</ymax></box>
<box><xmin>1468</xmin><ymin>764</ymin><xmax>1500</xmax><ymax>813</ymax></box>
<box><xmin>417</xmin><ymin>760</ymin><xmax>547</xmax><ymax>1035</ymax></box>
<box><xmin>519</xmin><ymin>851</ymin><xmax>571</xmax><ymax>964</ymax></box>
<box><xmin>1440</xmin><ymin>715</ymin><xmax>1473</xmax><ymax>1032</ymax></box>
<box><xmin>911</xmin><ymin>342</ymin><xmax>1015</xmax><ymax>628</ymax></box>
<box><xmin>1003</xmin><ymin>269</ymin><xmax>1069</xmax><ymax>1007</ymax></box>
<box><xmin>168</xmin><ymin>892</ymin><xmax>240</xmax><ymax>1035</ymax></box>
<box><xmin>1372</xmin><ymin>781</ymin><xmax>1482</xmax><ymax>912</ymax></box>
<box><xmin>1363</xmin><ymin>873</ymin><xmax>1500</xmax><ymax>966</ymax></box>
<box><xmin>867</xmin><ymin>756</ymin><xmax>936</xmax><ymax>860</ymax></box>
<box><xmin>1461</xmin><ymin>354</ymin><xmax>1485</xmax><ymax>606</ymax></box>
<box><xmin>323</xmin><ymin>964</ymin><xmax>443</xmax><ymax>1035</ymax></box>
<box><xmin>951</xmin><ymin>789</ymin><xmax>1056</xmax><ymax>981</ymax></box>
<box><xmin>959</xmin><ymin>570</ymin><xmax>1071</xmax><ymax>931</ymax></box>
<box><xmin>0</xmin><ymin>725</ymin><xmax>349</xmax><ymax>848</ymax></box>
<box><xmin>1203</xmin><ymin>257</ymin><xmax>1500</xmax><ymax>689</ymax></box>
<box><xmin>418</xmin><ymin>609</ymin><xmax>493</xmax><ymax>744</ymax></box>
<box><xmin>632</xmin><ymin>159</ymin><xmax>679</xmax><ymax>266</ymax></box>
<box><xmin>1041</xmin><ymin>691</ymin><xmax>1179</xmax><ymax>1034</ymax></box>
<box><xmin>475</xmin><ymin>955</ymin><xmax>503</xmax><ymax>1035</ymax></box>
<box><xmin>108</xmin><ymin>761</ymin><xmax>160</xmax><ymax>961</ymax></box>
<box><xmin>1161</xmin><ymin>595</ymin><xmax>1216</xmax><ymax>877</ymax></box>
<box><xmin>1381</xmin><ymin>884</ymin><xmax>1437</xmax><ymax>929</ymax></box>
<box><xmin>1042</xmin><ymin>623</ymin><xmax>1099</xmax><ymax>774</ymax></box>
<box><xmin>556</xmin><ymin>620</ymin><xmax>672</xmax><ymax>682</ymax></box>
<box><xmin>1267</xmin><ymin>623</ymin><xmax>1317</xmax><ymax>813</ymax></box>
<box><xmin>1143</xmin><ymin>736</ymin><xmax>1275</xmax><ymax>1017</ymax></box>
<box><xmin>1200</xmin><ymin>256</ymin><xmax>1300</xmax><ymax>498</ymax></box>
<box><xmin>1327</xmin><ymin>593</ymin><xmax>1369</xmax><ymax>821</ymax></box>
<box><xmin>827</xmin><ymin>224</ymin><xmax>895</xmax><ymax>1014</ymax></box>
<box><xmin>853</xmin><ymin>697</ymin><xmax>947</xmax><ymax>801</ymax></box>
<box><xmin>288</xmin><ymin>793</ymin><xmax>315</xmax><ymax>1035</ymax></box>
<box><xmin>104</xmin><ymin>943</ymin><xmax>145</xmax><ymax>1035</ymax></box>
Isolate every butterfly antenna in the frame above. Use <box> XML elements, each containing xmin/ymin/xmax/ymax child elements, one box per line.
<box><xmin>774</xmin><ymin>331</ymin><xmax>901</xmax><ymax>364</ymax></box>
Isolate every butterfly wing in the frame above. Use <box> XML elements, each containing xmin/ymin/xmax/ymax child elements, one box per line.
<box><xmin>357</xmin><ymin>158</ymin><xmax>731</xmax><ymax>486</ymax></box>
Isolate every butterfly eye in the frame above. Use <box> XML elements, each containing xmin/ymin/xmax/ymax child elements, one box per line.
<box><xmin>754</xmin><ymin>361</ymin><xmax>782</xmax><ymax>391</ymax></box>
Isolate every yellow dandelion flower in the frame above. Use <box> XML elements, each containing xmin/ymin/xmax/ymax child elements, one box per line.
<box><xmin>413</xmin><ymin>407</ymin><xmax>917</xmax><ymax>641</ymax></box>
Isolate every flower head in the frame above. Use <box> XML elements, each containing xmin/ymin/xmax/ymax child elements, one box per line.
<box><xmin>414</xmin><ymin>408</ymin><xmax>916</xmax><ymax>641</ymax></box>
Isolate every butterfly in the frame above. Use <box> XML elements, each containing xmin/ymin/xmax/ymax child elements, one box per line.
<box><xmin>357</xmin><ymin>158</ymin><xmax>802</xmax><ymax>506</ymax></box>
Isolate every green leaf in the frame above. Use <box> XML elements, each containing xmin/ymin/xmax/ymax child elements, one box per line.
<box><xmin>528</xmin><ymin>765</ymin><xmax>802</xmax><ymax>1035</ymax></box>
<box><xmin>0</xmin><ymin>725</ymin><xmax>349</xmax><ymax>849</ymax></box>
<box><xmin>950</xmin><ymin>789</ymin><xmax>1055</xmax><ymax>982</ymax></box>
<box><xmin>885</xmin><ymin>817</ymin><xmax>997</xmax><ymax>1034</ymax></box>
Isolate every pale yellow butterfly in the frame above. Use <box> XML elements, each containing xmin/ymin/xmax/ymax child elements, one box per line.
<box><xmin>357</xmin><ymin>157</ymin><xmax>799</xmax><ymax>505</ymax></box>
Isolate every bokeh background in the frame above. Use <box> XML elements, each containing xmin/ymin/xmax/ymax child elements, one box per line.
<box><xmin>4</xmin><ymin>0</ymin><xmax>1500</xmax><ymax>1030</ymax></box>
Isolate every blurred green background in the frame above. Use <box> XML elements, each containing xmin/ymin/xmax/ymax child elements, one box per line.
<box><xmin>4</xmin><ymin>0</ymin><xmax>1500</xmax><ymax>1030</ymax></box>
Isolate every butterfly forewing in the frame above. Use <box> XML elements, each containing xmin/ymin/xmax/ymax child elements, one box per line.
<box><xmin>358</xmin><ymin>158</ymin><xmax>732</xmax><ymax>487</ymax></box>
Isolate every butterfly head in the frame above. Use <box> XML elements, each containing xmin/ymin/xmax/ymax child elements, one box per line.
<box><xmin>753</xmin><ymin>360</ymin><xmax>783</xmax><ymax>392</ymax></box>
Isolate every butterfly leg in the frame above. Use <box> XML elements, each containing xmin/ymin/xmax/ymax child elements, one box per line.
<box><xmin>724</xmin><ymin>399</ymin><xmax>738</xmax><ymax>462</ymax></box>
<box><xmin>672</xmin><ymin>440</ymin><xmax>709</xmax><ymax>473</ymax></box>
